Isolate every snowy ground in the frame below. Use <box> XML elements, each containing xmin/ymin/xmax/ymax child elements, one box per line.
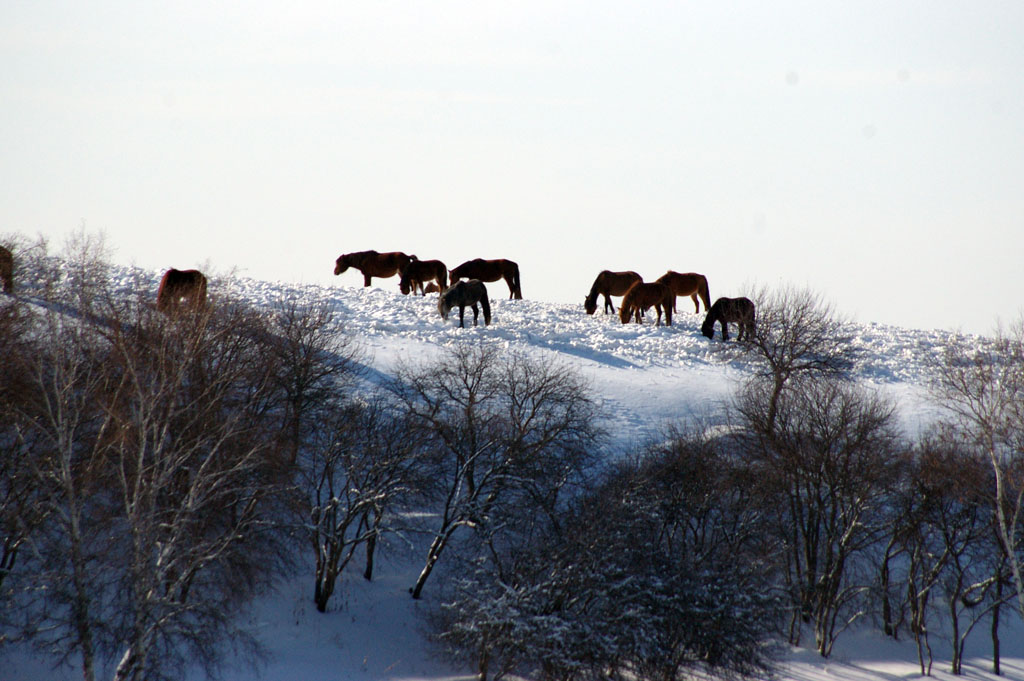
<box><xmin>7</xmin><ymin>269</ymin><xmax>1021</xmax><ymax>681</ymax></box>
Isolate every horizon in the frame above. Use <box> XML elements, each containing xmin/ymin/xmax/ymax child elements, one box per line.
<box><xmin>3</xmin><ymin>1</ymin><xmax>1023</xmax><ymax>334</ymax></box>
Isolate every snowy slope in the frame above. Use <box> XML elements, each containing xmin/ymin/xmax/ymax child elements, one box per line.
<box><xmin>7</xmin><ymin>269</ymin><xmax>1020</xmax><ymax>681</ymax></box>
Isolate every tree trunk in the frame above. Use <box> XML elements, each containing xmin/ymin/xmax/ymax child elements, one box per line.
<box><xmin>992</xmin><ymin>579</ymin><xmax>1002</xmax><ymax>676</ymax></box>
<box><xmin>412</xmin><ymin>530</ymin><xmax>451</xmax><ymax>599</ymax></box>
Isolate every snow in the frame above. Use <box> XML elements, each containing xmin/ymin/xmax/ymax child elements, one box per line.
<box><xmin>6</xmin><ymin>268</ymin><xmax>1022</xmax><ymax>681</ymax></box>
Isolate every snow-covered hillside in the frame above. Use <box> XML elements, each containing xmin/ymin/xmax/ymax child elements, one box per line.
<box><xmin>7</xmin><ymin>267</ymin><xmax>1022</xmax><ymax>681</ymax></box>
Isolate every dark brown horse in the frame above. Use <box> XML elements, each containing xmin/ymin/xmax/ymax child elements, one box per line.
<box><xmin>334</xmin><ymin>250</ymin><xmax>416</xmax><ymax>287</ymax></box>
<box><xmin>399</xmin><ymin>259</ymin><xmax>448</xmax><ymax>296</ymax></box>
<box><xmin>438</xmin><ymin>279</ymin><xmax>491</xmax><ymax>327</ymax></box>
<box><xmin>701</xmin><ymin>296</ymin><xmax>755</xmax><ymax>341</ymax></box>
<box><xmin>156</xmin><ymin>268</ymin><xmax>207</xmax><ymax>314</ymax></box>
<box><xmin>449</xmin><ymin>258</ymin><xmax>522</xmax><ymax>300</ymax></box>
<box><xmin>619</xmin><ymin>282</ymin><xmax>674</xmax><ymax>326</ymax></box>
<box><xmin>584</xmin><ymin>270</ymin><xmax>642</xmax><ymax>315</ymax></box>
<box><xmin>0</xmin><ymin>245</ymin><xmax>12</xmax><ymax>294</ymax></box>
<box><xmin>423</xmin><ymin>282</ymin><xmax>441</xmax><ymax>294</ymax></box>
<box><xmin>655</xmin><ymin>271</ymin><xmax>711</xmax><ymax>314</ymax></box>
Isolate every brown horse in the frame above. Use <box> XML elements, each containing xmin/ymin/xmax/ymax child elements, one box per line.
<box><xmin>438</xmin><ymin>279</ymin><xmax>491</xmax><ymax>327</ymax></box>
<box><xmin>655</xmin><ymin>271</ymin><xmax>711</xmax><ymax>314</ymax></box>
<box><xmin>701</xmin><ymin>296</ymin><xmax>755</xmax><ymax>341</ymax></box>
<box><xmin>0</xmin><ymin>245</ymin><xmax>12</xmax><ymax>294</ymax></box>
<box><xmin>584</xmin><ymin>270</ymin><xmax>642</xmax><ymax>315</ymax></box>
<box><xmin>399</xmin><ymin>259</ymin><xmax>448</xmax><ymax>296</ymax></box>
<box><xmin>619</xmin><ymin>282</ymin><xmax>674</xmax><ymax>326</ymax></box>
<box><xmin>334</xmin><ymin>250</ymin><xmax>416</xmax><ymax>287</ymax></box>
<box><xmin>449</xmin><ymin>258</ymin><xmax>522</xmax><ymax>300</ymax></box>
<box><xmin>156</xmin><ymin>268</ymin><xmax>207</xmax><ymax>314</ymax></box>
<box><xmin>423</xmin><ymin>282</ymin><xmax>441</xmax><ymax>294</ymax></box>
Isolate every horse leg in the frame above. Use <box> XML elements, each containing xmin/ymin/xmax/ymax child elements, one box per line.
<box><xmin>458</xmin><ymin>305</ymin><xmax>466</xmax><ymax>328</ymax></box>
<box><xmin>505</xmin><ymin>275</ymin><xmax>515</xmax><ymax>300</ymax></box>
<box><xmin>363</xmin><ymin>273</ymin><xmax>372</xmax><ymax>287</ymax></box>
<box><xmin>603</xmin><ymin>293</ymin><xmax>614</xmax><ymax>314</ymax></box>
<box><xmin>691</xmin><ymin>293</ymin><xmax>699</xmax><ymax>313</ymax></box>
<box><xmin>721</xmin><ymin>321</ymin><xmax>730</xmax><ymax>341</ymax></box>
<box><xmin>471</xmin><ymin>303</ymin><xmax>480</xmax><ymax>326</ymax></box>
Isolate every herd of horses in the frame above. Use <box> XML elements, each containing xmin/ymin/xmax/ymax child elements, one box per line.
<box><xmin>331</xmin><ymin>249</ymin><xmax>754</xmax><ymax>339</ymax></box>
<box><xmin>0</xmin><ymin>244</ymin><xmax>755</xmax><ymax>340</ymax></box>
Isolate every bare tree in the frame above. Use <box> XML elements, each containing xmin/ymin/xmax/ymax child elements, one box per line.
<box><xmin>430</xmin><ymin>424</ymin><xmax>784</xmax><ymax>681</ymax></box>
<box><xmin>744</xmin><ymin>283</ymin><xmax>856</xmax><ymax>432</ymax></box>
<box><xmin>265</xmin><ymin>294</ymin><xmax>362</xmax><ymax>466</ymax></box>
<box><xmin>2</xmin><ymin>248</ymin><xmax>295</xmax><ymax>681</ymax></box>
<box><xmin>931</xmin><ymin>320</ymin><xmax>1024</xmax><ymax>620</ymax></box>
<box><xmin>735</xmin><ymin>374</ymin><xmax>904</xmax><ymax>656</ymax></box>
<box><xmin>305</xmin><ymin>397</ymin><xmax>429</xmax><ymax>612</ymax></box>
<box><xmin>391</xmin><ymin>344</ymin><xmax>602</xmax><ymax>600</ymax></box>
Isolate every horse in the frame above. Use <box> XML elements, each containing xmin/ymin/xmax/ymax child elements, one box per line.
<box><xmin>423</xmin><ymin>282</ymin><xmax>441</xmax><ymax>294</ymax></box>
<box><xmin>701</xmin><ymin>297</ymin><xmax>755</xmax><ymax>341</ymax></box>
<box><xmin>449</xmin><ymin>258</ymin><xmax>522</xmax><ymax>300</ymax></box>
<box><xmin>619</xmin><ymin>282</ymin><xmax>674</xmax><ymax>326</ymax></box>
<box><xmin>438</xmin><ymin>279</ymin><xmax>491</xmax><ymax>328</ymax></box>
<box><xmin>0</xmin><ymin>245</ymin><xmax>13</xmax><ymax>294</ymax></box>
<box><xmin>655</xmin><ymin>271</ymin><xmax>711</xmax><ymax>314</ymax></box>
<box><xmin>584</xmin><ymin>270</ymin><xmax>642</xmax><ymax>315</ymax></box>
<box><xmin>334</xmin><ymin>250</ymin><xmax>416</xmax><ymax>287</ymax></box>
<box><xmin>399</xmin><ymin>259</ymin><xmax>448</xmax><ymax>296</ymax></box>
<box><xmin>156</xmin><ymin>268</ymin><xmax>208</xmax><ymax>314</ymax></box>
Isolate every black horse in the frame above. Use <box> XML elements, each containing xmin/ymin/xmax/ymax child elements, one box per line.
<box><xmin>701</xmin><ymin>296</ymin><xmax>755</xmax><ymax>341</ymax></box>
<box><xmin>438</xmin><ymin>279</ymin><xmax>492</xmax><ymax>328</ymax></box>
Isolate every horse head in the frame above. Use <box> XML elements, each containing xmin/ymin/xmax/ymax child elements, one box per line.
<box><xmin>437</xmin><ymin>290</ymin><xmax>451</xmax><ymax>319</ymax></box>
<box><xmin>333</xmin><ymin>255</ymin><xmax>350</xmax><ymax>276</ymax></box>
<box><xmin>700</xmin><ymin>314</ymin><xmax>716</xmax><ymax>339</ymax></box>
<box><xmin>584</xmin><ymin>292</ymin><xmax>598</xmax><ymax>315</ymax></box>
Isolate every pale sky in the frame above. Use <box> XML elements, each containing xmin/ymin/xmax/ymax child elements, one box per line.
<box><xmin>3</xmin><ymin>1</ymin><xmax>1023</xmax><ymax>332</ymax></box>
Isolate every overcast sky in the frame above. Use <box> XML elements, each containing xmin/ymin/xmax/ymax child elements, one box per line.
<box><xmin>3</xmin><ymin>1</ymin><xmax>1022</xmax><ymax>332</ymax></box>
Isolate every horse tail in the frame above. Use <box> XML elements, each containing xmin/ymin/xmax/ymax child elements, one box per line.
<box><xmin>481</xmin><ymin>293</ymin><xmax>492</xmax><ymax>325</ymax></box>
<box><xmin>196</xmin><ymin>273</ymin><xmax>208</xmax><ymax>306</ymax></box>
<box><xmin>512</xmin><ymin>263</ymin><xmax>522</xmax><ymax>299</ymax></box>
<box><xmin>156</xmin><ymin>270</ymin><xmax>172</xmax><ymax>311</ymax></box>
<box><xmin>662</xmin><ymin>285</ymin><xmax>673</xmax><ymax>326</ymax></box>
<box><xmin>699</xmin><ymin>275</ymin><xmax>711</xmax><ymax>313</ymax></box>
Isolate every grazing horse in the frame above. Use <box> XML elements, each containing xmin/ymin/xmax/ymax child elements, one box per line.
<box><xmin>334</xmin><ymin>250</ymin><xmax>415</xmax><ymax>287</ymax></box>
<box><xmin>655</xmin><ymin>271</ymin><xmax>711</xmax><ymax>314</ymax></box>
<box><xmin>0</xmin><ymin>245</ymin><xmax>12</xmax><ymax>294</ymax></box>
<box><xmin>449</xmin><ymin>258</ymin><xmax>522</xmax><ymax>300</ymax></box>
<box><xmin>423</xmin><ymin>282</ymin><xmax>441</xmax><ymax>294</ymax></box>
<box><xmin>701</xmin><ymin>297</ymin><xmax>756</xmax><ymax>341</ymax></box>
<box><xmin>156</xmin><ymin>268</ymin><xmax>208</xmax><ymax>314</ymax></box>
<box><xmin>584</xmin><ymin>270</ymin><xmax>642</xmax><ymax>315</ymax></box>
<box><xmin>399</xmin><ymin>259</ymin><xmax>448</xmax><ymax>296</ymax></box>
<box><xmin>619</xmin><ymin>282</ymin><xmax>674</xmax><ymax>326</ymax></box>
<box><xmin>438</xmin><ymin>279</ymin><xmax>491</xmax><ymax>328</ymax></box>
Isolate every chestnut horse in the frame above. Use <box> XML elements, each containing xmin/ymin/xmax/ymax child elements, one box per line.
<box><xmin>156</xmin><ymin>268</ymin><xmax>207</xmax><ymax>314</ymax></box>
<box><xmin>584</xmin><ymin>270</ymin><xmax>642</xmax><ymax>315</ymax></box>
<box><xmin>334</xmin><ymin>250</ymin><xmax>416</xmax><ymax>287</ymax></box>
<box><xmin>399</xmin><ymin>259</ymin><xmax>448</xmax><ymax>296</ymax></box>
<box><xmin>655</xmin><ymin>271</ymin><xmax>711</xmax><ymax>314</ymax></box>
<box><xmin>619</xmin><ymin>282</ymin><xmax>674</xmax><ymax>327</ymax></box>
<box><xmin>701</xmin><ymin>296</ymin><xmax>755</xmax><ymax>341</ymax></box>
<box><xmin>0</xmin><ymin>245</ymin><xmax>12</xmax><ymax>294</ymax></box>
<box><xmin>438</xmin><ymin>279</ymin><xmax>491</xmax><ymax>327</ymax></box>
<box><xmin>449</xmin><ymin>258</ymin><xmax>522</xmax><ymax>300</ymax></box>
